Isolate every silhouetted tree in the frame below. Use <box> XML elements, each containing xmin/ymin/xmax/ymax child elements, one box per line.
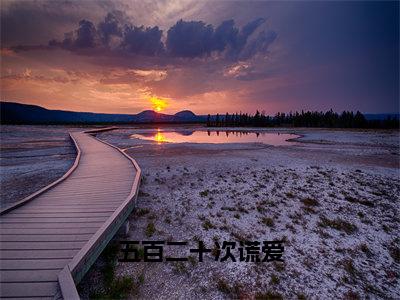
<box><xmin>206</xmin><ymin>109</ymin><xmax>398</xmax><ymax>129</ymax></box>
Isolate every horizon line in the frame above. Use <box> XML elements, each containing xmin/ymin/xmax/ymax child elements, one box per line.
<box><xmin>1</xmin><ymin>100</ymin><xmax>399</xmax><ymax>116</ymax></box>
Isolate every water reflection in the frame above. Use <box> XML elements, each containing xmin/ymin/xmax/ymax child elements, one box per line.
<box><xmin>131</xmin><ymin>130</ymin><xmax>299</xmax><ymax>146</ymax></box>
<box><xmin>154</xmin><ymin>131</ymin><xmax>168</xmax><ymax>144</ymax></box>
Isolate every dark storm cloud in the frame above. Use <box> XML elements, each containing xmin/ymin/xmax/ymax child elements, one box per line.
<box><xmin>75</xmin><ymin>20</ymin><xmax>98</xmax><ymax>48</ymax></box>
<box><xmin>122</xmin><ymin>25</ymin><xmax>164</xmax><ymax>55</ymax></box>
<box><xmin>213</xmin><ymin>20</ymin><xmax>238</xmax><ymax>51</ymax></box>
<box><xmin>98</xmin><ymin>12</ymin><xmax>123</xmax><ymax>45</ymax></box>
<box><xmin>239</xmin><ymin>30</ymin><xmax>277</xmax><ymax>60</ymax></box>
<box><xmin>166</xmin><ymin>20</ymin><xmax>214</xmax><ymax>57</ymax></box>
<box><xmin>165</xmin><ymin>18</ymin><xmax>275</xmax><ymax>59</ymax></box>
<box><xmin>8</xmin><ymin>12</ymin><xmax>275</xmax><ymax>61</ymax></box>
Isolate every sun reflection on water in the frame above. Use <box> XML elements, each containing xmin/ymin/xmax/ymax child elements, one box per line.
<box><xmin>154</xmin><ymin>130</ymin><xmax>168</xmax><ymax>144</ymax></box>
<box><xmin>131</xmin><ymin>130</ymin><xmax>299</xmax><ymax>146</ymax></box>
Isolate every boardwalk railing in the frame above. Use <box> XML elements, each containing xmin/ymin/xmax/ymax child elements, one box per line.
<box><xmin>58</xmin><ymin>129</ymin><xmax>141</xmax><ymax>299</ymax></box>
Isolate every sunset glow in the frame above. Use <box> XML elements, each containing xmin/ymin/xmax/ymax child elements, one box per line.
<box><xmin>154</xmin><ymin>130</ymin><xmax>168</xmax><ymax>144</ymax></box>
<box><xmin>150</xmin><ymin>97</ymin><xmax>168</xmax><ymax>112</ymax></box>
<box><xmin>0</xmin><ymin>1</ymin><xmax>398</xmax><ymax>114</ymax></box>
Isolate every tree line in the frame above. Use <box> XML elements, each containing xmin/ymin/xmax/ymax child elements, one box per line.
<box><xmin>206</xmin><ymin>110</ymin><xmax>399</xmax><ymax>129</ymax></box>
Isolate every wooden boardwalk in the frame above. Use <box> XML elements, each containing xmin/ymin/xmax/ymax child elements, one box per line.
<box><xmin>0</xmin><ymin>129</ymin><xmax>141</xmax><ymax>299</ymax></box>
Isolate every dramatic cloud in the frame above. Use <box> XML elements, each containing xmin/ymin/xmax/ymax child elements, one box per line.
<box><xmin>239</xmin><ymin>30</ymin><xmax>277</xmax><ymax>60</ymax></box>
<box><xmin>98</xmin><ymin>12</ymin><xmax>123</xmax><ymax>45</ymax></box>
<box><xmin>165</xmin><ymin>18</ymin><xmax>276</xmax><ymax>60</ymax></box>
<box><xmin>121</xmin><ymin>25</ymin><xmax>164</xmax><ymax>56</ymax></box>
<box><xmin>11</xmin><ymin>12</ymin><xmax>276</xmax><ymax>62</ymax></box>
<box><xmin>166</xmin><ymin>20</ymin><xmax>216</xmax><ymax>58</ymax></box>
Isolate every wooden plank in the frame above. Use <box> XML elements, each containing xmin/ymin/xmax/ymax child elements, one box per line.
<box><xmin>0</xmin><ymin>241</ymin><xmax>86</xmax><ymax>250</ymax></box>
<box><xmin>0</xmin><ymin>259</ymin><xmax>70</xmax><ymax>270</ymax></box>
<box><xmin>33</xmin><ymin>193</ymin><xmax>128</xmax><ymax>201</ymax></box>
<box><xmin>3</xmin><ymin>212</ymin><xmax>112</xmax><ymax>218</ymax></box>
<box><xmin>0</xmin><ymin>222</ymin><xmax>103</xmax><ymax>229</ymax></box>
<box><xmin>2</xmin><ymin>297</ymin><xmax>53</xmax><ymax>300</ymax></box>
<box><xmin>0</xmin><ymin>234</ymin><xmax>92</xmax><ymax>242</ymax></box>
<box><xmin>62</xmin><ymin>183</ymin><xmax>131</xmax><ymax>189</ymax></box>
<box><xmin>0</xmin><ymin>249</ymin><xmax>78</xmax><ymax>260</ymax></box>
<box><xmin>14</xmin><ymin>205</ymin><xmax>119</xmax><ymax>210</ymax></box>
<box><xmin>0</xmin><ymin>228</ymin><xmax>98</xmax><ymax>235</ymax></box>
<box><xmin>33</xmin><ymin>190</ymin><xmax>129</xmax><ymax>198</ymax></box>
<box><xmin>0</xmin><ymin>282</ymin><xmax>57</xmax><ymax>297</ymax></box>
<box><xmin>0</xmin><ymin>217</ymin><xmax>108</xmax><ymax>223</ymax></box>
<box><xmin>6</xmin><ymin>208</ymin><xmax>115</xmax><ymax>214</ymax></box>
<box><xmin>68</xmin><ymin>174</ymin><xmax>133</xmax><ymax>180</ymax></box>
<box><xmin>0</xmin><ymin>269</ymin><xmax>60</xmax><ymax>282</ymax></box>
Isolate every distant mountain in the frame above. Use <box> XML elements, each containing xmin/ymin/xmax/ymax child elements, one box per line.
<box><xmin>134</xmin><ymin>110</ymin><xmax>173</xmax><ymax>122</ymax></box>
<box><xmin>175</xmin><ymin>110</ymin><xmax>196</xmax><ymax>120</ymax></box>
<box><xmin>0</xmin><ymin>102</ymin><xmax>206</xmax><ymax>124</ymax></box>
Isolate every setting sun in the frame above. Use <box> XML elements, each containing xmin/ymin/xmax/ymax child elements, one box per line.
<box><xmin>149</xmin><ymin>96</ymin><xmax>168</xmax><ymax>112</ymax></box>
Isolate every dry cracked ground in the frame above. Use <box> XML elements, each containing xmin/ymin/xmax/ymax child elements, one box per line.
<box><xmin>78</xmin><ymin>128</ymin><xmax>400</xmax><ymax>300</ymax></box>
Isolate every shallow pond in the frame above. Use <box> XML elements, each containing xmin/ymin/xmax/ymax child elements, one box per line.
<box><xmin>130</xmin><ymin>130</ymin><xmax>299</xmax><ymax>146</ymax></box>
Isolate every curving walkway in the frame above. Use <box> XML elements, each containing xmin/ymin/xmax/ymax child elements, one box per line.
<box><xmin>0</xmin><ymin>129</ymin><xmax>141</xmax><ymax>299</ymax></box>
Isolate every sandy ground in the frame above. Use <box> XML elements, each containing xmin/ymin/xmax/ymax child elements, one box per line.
<box><xmin>76</xmin><ymin>126</ymin><xmax>400</xmax><ymax>299</ymax></box>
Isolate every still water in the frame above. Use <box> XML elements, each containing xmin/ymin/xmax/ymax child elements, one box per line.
<box><xmin>130</xmin><ymin>130</ymin><xmax>299</xmax><ymax>146</ymax></box>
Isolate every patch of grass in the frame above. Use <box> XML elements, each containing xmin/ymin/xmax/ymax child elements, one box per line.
<box><xmin>345</xmin><ymin>196</ymin><xmax>374</xmax><ymax>207</ymax></box>
<box><xmin>138</xmin><ymin>273</ymin><xmax>145</xmax><ymax>284</ymax></box>
<box><xmin>172</xmin><ymin>261</ymin><xmax>188</xmax><ymax>274</ymax></box>
<box><xmin>138</xmin><ymin>190</ymin><xmax>150</xmax><ymax>197</ymax></box>
<box><xmin>216</xmin><ymin>278</ymin><xmax>231</xmax><ymax>294</ymax></box>
<box><xmin>90</xmin><ymin>276</ymin><xmax>136</xmax><ymax>299</ymax></box>
<box><xmin>236</xmin><ymin>205</ymin><xmax>249</xmax><ymax>213</ymax></box>
<box><xmin>108</xmin><ymin>277</ymin><xmax>135</xmax><ymax>299</ymax></box>
<box><xmin>273</xmin><ymin>262</ymin><xmax>285</xmax><ymax>272</ymax></box>
<box><xmin>270</xmin><ymin>274</ymin><xmax>280</xmax><ymax>285</ymax></box>
<box><xmin>382</xmin><ymin>224</ymin><xmax>390</xmax><ymax>233</ymax></box>
<box><xmin>285</xmin><ymin>192</ymin><xmax>295</xmax><ymax>198</ymax></box>
<box><xmin>343</xmin><ymin>290</ymin><xmax>360</xmax><ymax>300</ymax></box>
<box><xmin>359</xmin><ymin>243</ymin><xmax>371</xmax><ymax>257</ymax></box>
<box><xmin>101</xmin><ymin>242</ymin><xmax>120</xmax><ymax>285</ymax></box>
<box><xmin>216</xmin><ymin>278</ymin><xmax>241</xmax><ymax>297</ymax></box>
<box><xmin>202</xmin><ymin>219</ymin><xmax>215</xmax><ymax>230</ymax></box>
<box><xmin>301</xmin><ymin>197</ymin><xmax>319</xmax><ymax>207</ymax></box>
<box><xmin>221</xmin><ymin>206</ymin><xmax>236</xmax><ymax>211</ymax></box>
<box><xmin>135</xmin><ymin>208</ymin><xmax>150</xmax><ymax>217</ymax></box>
<box><xmin>255</xmin><ymin>291</ymin><xmax>284</xmax><ymax>300</ymax></box>
<box><xmin>145</xmin><ymin>222</ymin><xmax>156</xmax><ymax>237</ymax></box>
<box><xmin>199</xmin><ymin>190</ymin><xmax>209</xmax><ymax>197</ymax></box>
<box><xmin>231</xmin><ymin>231</ymin><xmax>247</xmax><ymax>241</ymax></box>
<box><xmin>187</xmin><ymin>255</ymin><xmax>197</xmax><ymax>266</ymax></box>
<box><xmin>318</xmin><ymin>216</ymin><xmax>357</xmax><ymax>234</ymax></box>
<box><xmin>297</xmin><ymin>293</ymin><xmax>308</xmax><ymax>300</ymax></box>
<box><xmin>388</xmin><ymin>243</ymin><xmax>400</xmax><ymax>263</ymax></box>
<box><xmin>87</xmin><ymin>242</ymin><xmax>138</xmax><ymax>299</ymax></box>
<box><xmin>342</xmin><ymin>259</ymin><xmax>358</xmax><ymax>279</ymax></box>
<box><xmin>262</xmin><ymin>217</ymin><xmax>275</xmax><ymax>227</ymax></box>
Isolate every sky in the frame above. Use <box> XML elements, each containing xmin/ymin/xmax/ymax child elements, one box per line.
<box><xmin>1</xmin><ymin>0</ymin><xmax>399</xmax><ymax>115</ymax></box>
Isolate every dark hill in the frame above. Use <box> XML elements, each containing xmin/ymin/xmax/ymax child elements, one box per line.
<box><xmin>0</xmin><ymin>102</ymin><xmax>205</xmax><ymax>124</ymax></box>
